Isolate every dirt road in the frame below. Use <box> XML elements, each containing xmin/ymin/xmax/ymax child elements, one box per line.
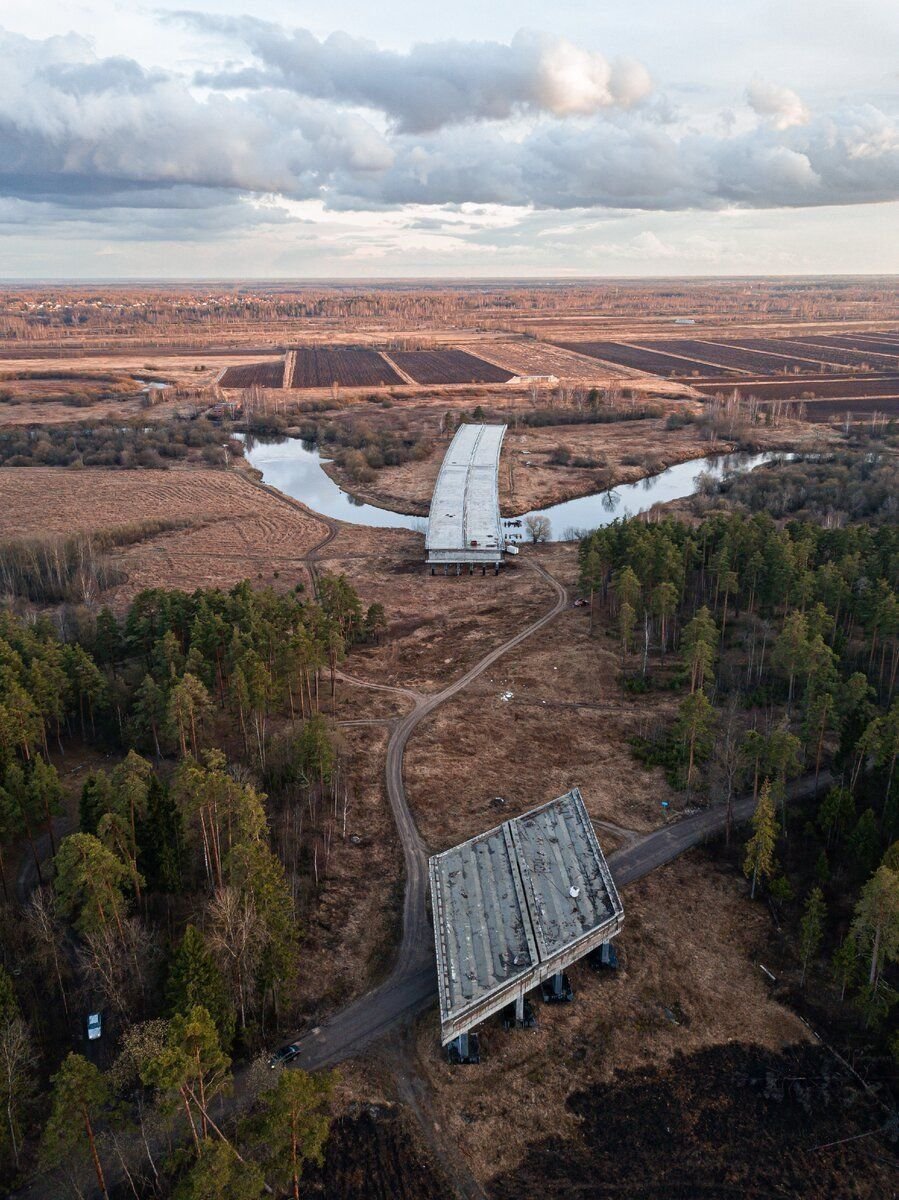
<box><xmin>291</xmin><ymin>767</ymin><xmax>831</xmax><ymax>1075</ymax></box>
<box><xmin>295</xmin><ymin>559</ymin><xmax>569</xmax><ymax>1066</ymax></box>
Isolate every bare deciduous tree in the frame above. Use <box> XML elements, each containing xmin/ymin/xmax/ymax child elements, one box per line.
<box><xmin>206</xmin><ymin>886</ymin><xmax>264</xmax><ymax>1030</ymax></box>
<box><xmin>524</xmin><ymin>514</ymin><xmax>551</xmax><ymax>543</ymax></box>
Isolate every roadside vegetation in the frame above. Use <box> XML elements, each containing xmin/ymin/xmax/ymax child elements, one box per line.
<box><xmin>0</xmin><ymin>574</ymin><xmax>386</xmax><ymax>1195</ymax></box>
<box><xmin>700</xmin><ymin>445</ymin><xmax>899</xmax><ymax>525</ymax></box>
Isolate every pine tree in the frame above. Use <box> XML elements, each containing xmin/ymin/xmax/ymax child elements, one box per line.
<box><xmin>832</xmin><ymin>936</ymin><xmax>859</xmax><ymax>1001</ymax></box>
<box><xmin>246</xmin><ymin>1069</ymin><xmax>333</xmax><ymax>1200</ymax></box>
<box><xmin>25</xmin><ymin>758</ymin><xmax>62</xmax><ymax>857</ymax></box>
<box><xmin>849</xmin><ymin>808</ymin><xmax>881</xmax><ymax>880</ymax></box>
<box><xmin>618</xmin><ymin>601</ymin><xmax>636</xmax><ymax>656</ymax></box>
<box><xmin>851</xmin><ymin>865</ymin><xmax>899</xmax><ymax>987</ymax></box>
<box><xmin>166</xmin><ymin>925</ymin><xmax>235</xmax><ymax>1047</ymax></box>
<box><xmin>142</xmin><ymin>1006</ymin><xmax>231</xmax><ymax>1153</ymax></box>
<box><xmin>41</xmin><ymin>1053</ymin><xmax>111</xmax><ymax>1199</ymax></box>
<box><xmin>93</xmin><ymin>607</ymin><xmax>122</xmax><ymax>666</ymax></box>
<box><xmin>139</xmin><ymin>775</ymin><xmax>185</xmax><ymax>892</ymax></box>
<box><xmin>681</xmin><ymin>606</ymin><xmax>717</xmax><ymax>693</ymax></box>
<box><xmin>54</xmin><ymin>832</ymin><xmax>133</xmax><ymax>937</ymax></box>
<box><xmin>772</xmin><ymin>611</ymin><xmax>811</xmax><ymax>708</ymax></box>
<box><xmin>174</xmin><ymin>1139</ymin><xmax>264</xmax><ymax>1200</ymax></box>
<box><xmin>817</xmin><ymin>785</ymin><xmax>855</xmax><ymax>850</ymax></box>
<box><xmin>79</xmin><ymin>771</ymin><xmax>115</xmax><ymax>836</ymax></box>
<box><xmin>674</xmin><ymin>690</ymin><xmax>716</xmax><ymax>794</ymax></box>
<box><xmin>166</xmin><ymin>674</ymin><xmax>212</xmax><ymax>759</ymax></box>
<box><xmin>744</xmin><ymin>779</ymin><xmax>779</xmax><ymax>900</ymax></box>
<box><xmin>798</xmin><ymin>887</ymin><xmax>826</xmax><ymax>985</ymax></box>
<box><xmin>132</xmin><ymin>673</ymin><xmax>167</xmax><ymax>759</ymax></box>
<box><xmin>652</xmin><ymin>581</ymin><xmax>679</xmax><ymax>659</ymax></box>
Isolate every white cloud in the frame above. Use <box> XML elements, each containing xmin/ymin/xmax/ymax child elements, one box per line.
<box><xmin>747</xmin><ymin>78</ymin><xmax>810</xmax><ymax>129</ymax></box>
<box><xmin>1</xmin><ymin>24</ymin><xmax>898</xmax><ymax>256</ymax></box>
<box><xmin>178</xmin><ymin>17</ymin><xmax>653</xmax><ymax>131</ymax></box>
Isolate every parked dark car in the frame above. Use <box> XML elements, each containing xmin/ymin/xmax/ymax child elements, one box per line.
<box><xmin>268</xmin><ymin>1043</ymin><xmax>301</xmax><ymax>1069</ymax></box>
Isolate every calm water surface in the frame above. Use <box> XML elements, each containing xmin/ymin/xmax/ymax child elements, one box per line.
<box><xmin>239</xmin><ymin>434</ymin><xmax>783</xmax><ymax>543</ymax></box>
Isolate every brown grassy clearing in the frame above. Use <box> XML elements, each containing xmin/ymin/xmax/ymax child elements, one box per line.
<box><xmin>413</xmin><ymin>850</ymin><xmax>810</xmax><ymax>1188</ymax></box>
<box><xmin>402</xmin><ymin>545</ymin><xmax>680</xmax><ymax>849</ymax></box>
<box><xmin>316</xmin><ymin>552</ymin><xmax>552</xmax><ymax>693</ymax></box>
<box><xmin>0</xmin><ymin>467</ymin><xmax>326</xmax><ymax>606</ymax></box>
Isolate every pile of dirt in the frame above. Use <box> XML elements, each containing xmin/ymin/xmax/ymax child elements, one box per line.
<box><xmin>488</xmin><ymin>1043</ymin><xmax>897</xmax><ymax>1199</ymax></box>
<box><xmin>306</xmin><ymin>1103</ymin><xmax>452</xmax><ymax>1199</ymax></box>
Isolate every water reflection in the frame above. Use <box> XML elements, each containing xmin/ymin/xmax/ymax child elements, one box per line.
<box><xmin>238</xmin><ymin>434</ymin><xmax>783</xmax><ymax>544</ymax></box>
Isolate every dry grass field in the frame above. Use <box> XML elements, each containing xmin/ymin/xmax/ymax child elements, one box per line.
<box><xmin>402</xmin><ymin>545</ymin><xmax>678</xmax><ymax>850</ymax></box>
<box><xmin>316</xmin><ymin>551</ymin><xmax>553</xmax><ymax>692</ymax></box>
<box><xmin>473</xmin><ymin>338</ymin><xmax>636</xmax><ymax>381</ymax></box>
<box><xmin>0</xmin><ymin>466</ymin><xmax>328</xmax><ymax>603</ymax></box>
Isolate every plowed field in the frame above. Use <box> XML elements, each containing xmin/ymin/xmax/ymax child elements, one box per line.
<box><xmin>390</xmin><ymin>349</ymin><xmax>513</xmax><ymax>385</ymax></box>
<box><xmin>554</xmin><ymin>341</ymin><xmax>736</xmax><ymax>377</ymax></box>
<box><xmin>218</xmin><ymin>361</ymin><xmax>284</xmax><ymax>388</ymax></box>
<box><xmin>289</xmin><ymin>348</ymin><xmax>402</xmax><ymax>388</ymax></box>
<box><xmin>797</xmin><ymin>333</ymin><xmax>899</xmax><ymax>358</ymax></box>
<box><xmin>745</xmin><ymin>337</ymin><xmax>899</xmax><ymax>369</ymax></box>
<box><xmin>694</xmin><ymin>375</ymin><xmax>899</xmax><ymax>401</ymax></box>
<box><xmin>650</xmin><ymin>339</ymin><xmax>830</xmax><ymax>374</ymax></box>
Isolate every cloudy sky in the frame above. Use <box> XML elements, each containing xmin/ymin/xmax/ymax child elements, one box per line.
<box><xmin>1</xmin><ymin>0</ymin><xmax>897</xmax><ymax>277</ymax></box>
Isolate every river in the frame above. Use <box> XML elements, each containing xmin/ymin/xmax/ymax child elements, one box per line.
<box><xmin>238</xmin><ymin>434</ymin><xmax>784</xmax><ymax>543</ymax></box>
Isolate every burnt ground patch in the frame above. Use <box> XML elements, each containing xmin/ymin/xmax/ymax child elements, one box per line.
<box><xmin>305</xmin><ymin>1104</ymin><xmax>452</xmax><ymax>1199</ymax></box>
<box><xmin>488</xmin><ymin>1043</ymin><xmax>897</xmax><ymax>1200</ymax></box>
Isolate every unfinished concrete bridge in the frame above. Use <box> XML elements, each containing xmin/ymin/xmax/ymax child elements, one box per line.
<box><xmin>426</xmin><ymin>423</ymin><xmax>508</xmax><ymax>571</ymax></box>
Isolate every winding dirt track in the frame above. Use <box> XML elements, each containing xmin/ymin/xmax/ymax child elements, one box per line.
<box><xmin>291</xmin><ymin>560</ymin><xmax>569</xmax><ymax>1071</ymax></box>
<box><xmin>287</xmin><ymin>561</ymin><xmax>830</xmax><ymax>1078</ymax></box>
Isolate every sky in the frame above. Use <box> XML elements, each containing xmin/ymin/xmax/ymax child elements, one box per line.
<box><xmin>0</xmin><ymin>0</ymin><xmax>897</xmax><ymax>278</ymax></box>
